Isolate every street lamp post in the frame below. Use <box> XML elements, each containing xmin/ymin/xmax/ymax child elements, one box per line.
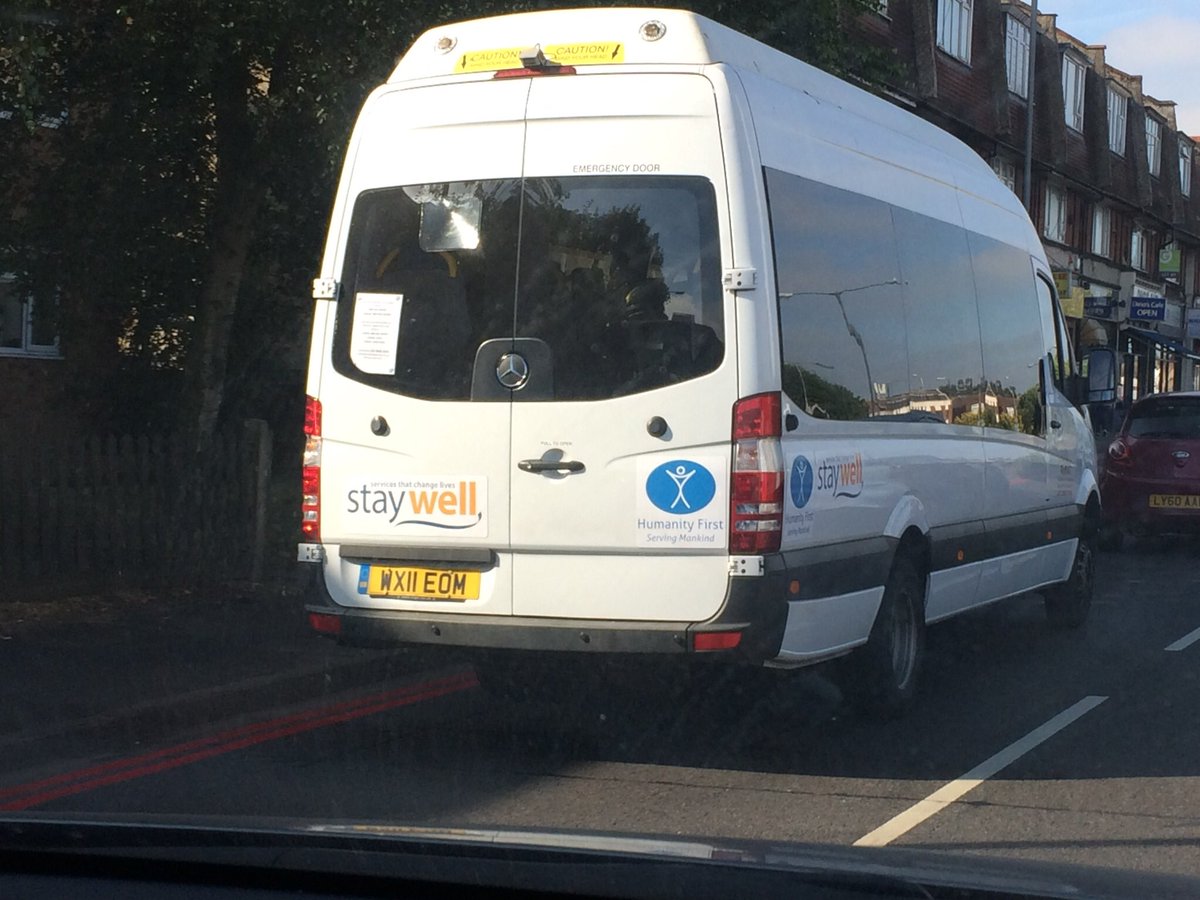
<box><xmin>780</xmin><ymin>279</ymin><xmax>901</xmax><ymax>416</ymax></box>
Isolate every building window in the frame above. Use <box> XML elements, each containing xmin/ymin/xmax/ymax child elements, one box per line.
<box><xmin>1107</xmin><ymin>86</ymin><xmax>1127</xmax><ymax>155</ymax></box>
<box><xmin>1043</xmin><ymin>184</ymin><xmax>1067</xmax><ymax>243</ymax></box>
<box><xmin>991</xmin><ymin>156</ymin><xmax>1017</xmax><ymax>193</ymax></box>
<box><xmin>0</xmin><ymin>277</ymin><xmax>59</xmax><ymax>357</ymax></box>
<box><xmin>937</xmin><ymin>0</ymin><xmax>973</xmax><ymax>63</ymax></box>
<box><xmin>1181</xmin><ymin>141</ymin><xmax>1193</xmax><ymax>197</ymax></box>
<box><xmin>1091</xmin><ymin>205</ymin><xmax>1111</xmax><ymax>258</ymax></box>
<box><xmin>1004</xmin><ymin>15</ymin><xmax>1029</xmax><ymax>98</ymax></box>
<box><xmin>1146</xmin><ymin>115</ymin><xmax>1162</xmax><ymax>176</ymax></box>
<box><xmin>1130</xmin><ymin>228</ymin><xmax>1148</xmax><ymax>272</ymax></box>
<box><xmin>1061</xmin><ymin>55</ymin><xmax>1086</xmax><ymax>132</ymax></box>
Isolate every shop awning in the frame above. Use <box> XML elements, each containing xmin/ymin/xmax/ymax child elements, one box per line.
<box><xmin>1124</xmin><ymin>327</ymin><xmax>1200</xmax><ymax>362</ymax></box>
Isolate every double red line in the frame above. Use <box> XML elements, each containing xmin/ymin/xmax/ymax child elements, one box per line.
<box><xmin>0</xmin><ymin>668</ymin><xmax>479</xmax><ymax>812</ymax></box>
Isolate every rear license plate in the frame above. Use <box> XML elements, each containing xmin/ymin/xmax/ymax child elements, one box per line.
<box><xmin>1148</xmin><ymin>494</ymin><xmax>1200</xmax><ymax>510</ymax></box>
<box><xmin>364</xmin><ymin>566</ymin><xmax>480</xmax><ymax>600</ymax></box>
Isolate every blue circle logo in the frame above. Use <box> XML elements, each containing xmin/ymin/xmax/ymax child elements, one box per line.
<box><xmin>790</xmin><ymin>456</ymin><xmax>814</xmax><ymax>509</ymax></box>
<box><xmin>646</xmin><ymin>460</ymin><xmax>716</xmax><ymax>515</ymax></box>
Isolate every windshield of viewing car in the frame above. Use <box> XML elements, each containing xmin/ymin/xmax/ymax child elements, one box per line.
<box><xmin>4</xmin><ymin>1</ymin><xmax>1200</xmax><ymax>896</ymax></box>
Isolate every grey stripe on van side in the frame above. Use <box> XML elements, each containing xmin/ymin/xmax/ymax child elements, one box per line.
<box><xmin>774</xmin><ymin>537</ymin><xmax>896</xmax><ymax>601</ymax></box>
<box><xmin>775</xmin><ymin>504</ymin><xmax>1082</xmax><ymax>601</ymax></box>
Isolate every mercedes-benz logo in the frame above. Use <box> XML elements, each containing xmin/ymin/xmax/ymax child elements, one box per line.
<box><xmin>495</xmin><ymin>352</ymin><xmax>530</xmax><ymax>390</ymax></box>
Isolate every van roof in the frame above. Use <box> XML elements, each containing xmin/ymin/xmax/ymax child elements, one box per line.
<box><xmin>390</xmin><ymin>8</ymin><xmax>987</xmax><ymax>176</ymax></box>
<box><xmin>389</xmin><ymin>8</ymin><xmax>1035</xmax><ymax>252</ymax></box>
<box><xmin>391</xmin><ymin>8</ymin><xmax>769</xmax><ymax>82</ymax></box>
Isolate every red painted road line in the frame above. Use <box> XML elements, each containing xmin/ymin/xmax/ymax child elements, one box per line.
<box><xmin>0</xmin><ymin>669</ymin><xmax>477</xmax><ymax>804</ymax></box>
<box><xmin>0</xmin><ymin>670</ymin><xmax>475</xmax><ymax>804</ymax></box>
<box><xmin>0</xmin><ymin>669</ymin><xmax>479</xmax><ymax>812</ymax></box>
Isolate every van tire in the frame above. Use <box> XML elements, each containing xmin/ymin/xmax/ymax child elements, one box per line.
<box><xmin>1043</xmin><ymin>534</ymin><xmax>1094</xmax><ymax>629</ymax></box>
<box><xmin>844</xmin><ymin>555</ymin><xmax>926</xmax><ymax>718</ymax></box>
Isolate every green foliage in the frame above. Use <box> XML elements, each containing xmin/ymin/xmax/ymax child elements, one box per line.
<box><xmin>783</xmin><ymin>363</ymin><xmax>870</xmax><ymax>421</ymax></box>
<box><xmin>1</xmin><ymin>0</ymin><xmax>896</xmax><ymax>435</ymax></box>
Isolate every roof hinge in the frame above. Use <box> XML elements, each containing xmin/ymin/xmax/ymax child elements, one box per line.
<box><xmin>312</xmin><ymin>278</ymin><xmax>339</xmax><ymax>300</ymax></box>
<box><xmin>723</xmin><ymin>268</ymin><xmax>757</xmax><ymax>292</ymax></box>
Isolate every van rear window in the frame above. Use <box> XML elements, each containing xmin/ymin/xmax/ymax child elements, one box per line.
<box><xmin>332</xmin><ymin>176</ymin><xmax>723</xmax><ymax>401</ymax></box>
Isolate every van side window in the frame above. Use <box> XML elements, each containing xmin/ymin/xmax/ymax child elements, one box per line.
<box><xmin>767</xmin><ymin>170</ymin><xmax>907</xmax><ymax>421</ymax></box>
<box><xmin>769</xmin><ymin>169</ymin><xmax>997</xmax><ymax>426</ymax></box>
<box><xmin>891</xmin><ymin>208</ymin><xmax>986</xmax><ymax>426</ymax></box>
<box><xmin>968</xmin><ymin>233</ymin><xmax>1044</xmax><ymax>434</ymax></box>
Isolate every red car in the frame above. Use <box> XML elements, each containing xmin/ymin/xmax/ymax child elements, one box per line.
<box><xmin>1100</xmin><ymin>391</ymin><xmax>1200</xmax><ymax>548</ymax></box>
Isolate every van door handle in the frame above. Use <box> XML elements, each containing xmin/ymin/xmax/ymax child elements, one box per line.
<box><xmin>518</xmin><ymin>459</ymin><xmax>585</xmax><ymax>473</ymax></box>
<box><xmin>1050</xmin><ymin>420</ymin><xmax>1062</xmax><ymax>429</ymax></box>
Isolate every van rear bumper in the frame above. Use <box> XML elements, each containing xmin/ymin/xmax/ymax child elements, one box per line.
<box><xmin>302</xmin><ymin>563</ymin><xmax>788</xmax><ymax>663</ymax></box>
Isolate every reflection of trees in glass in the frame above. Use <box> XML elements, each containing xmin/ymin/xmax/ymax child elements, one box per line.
<box><xmin>1017</xmin><ymin>385</ymin><xmax>1040</xmax><ymax>434</ymax></box>
<box><xmin>954</xmin><ymin>408</ymin><xmax>1018</xmax><ymax>430</ymax></box>
<box><xmin>783</xmin><ymin>364</ymin><xmax>869</xmax><ymax>420</ymax></box>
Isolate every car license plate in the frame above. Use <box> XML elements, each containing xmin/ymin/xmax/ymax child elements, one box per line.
<box><xmin>1148</xmin><ymin>494</ymin><xmax>1200</xmax><ymax>510</ymax></box>
<box><xmin>365</xmin><ymin>566</ymin><xmax>480</xmax><ymax>600</ymax></box>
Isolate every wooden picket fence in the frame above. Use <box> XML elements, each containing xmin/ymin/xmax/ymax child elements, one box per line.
<box><xmin>0</xmin><ymin>421</ymin><xmax>273</xmax><ymax>598</ymax></box>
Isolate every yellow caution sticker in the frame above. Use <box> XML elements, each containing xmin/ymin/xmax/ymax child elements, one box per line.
<box><xmin>456</xmin><ymin>42</ymin><xmax>624</xmax><ymax>73</ymax></box>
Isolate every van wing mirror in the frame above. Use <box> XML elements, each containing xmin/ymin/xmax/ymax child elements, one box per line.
<box><xmin>1084</xmin><ymin>347</ymin><xmax>1117</xmax><ymax>405</ymax></box>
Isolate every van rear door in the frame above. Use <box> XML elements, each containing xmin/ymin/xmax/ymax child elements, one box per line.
<box><xmin>507</xmin><ymin>74</ymin><xmax>738</xmax><ymax>622</ymax></box>
<box><xmin>318</xmin><ymin>80</ymin><xmax>533</xmax><ymax>616</ymax></box>
<box><xmin>320</xmin><ymin>72</ymin><xmax>738</xmax><ymax>626</ymax></box>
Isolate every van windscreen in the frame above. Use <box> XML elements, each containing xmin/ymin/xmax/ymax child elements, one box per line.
<box><xmin>332</xmin><ymin>176</ymin><xmax>723</xmax><ymax>401</ymax></box>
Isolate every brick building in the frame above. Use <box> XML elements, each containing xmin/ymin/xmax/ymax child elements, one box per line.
<box><xmin>860</xmin><ymin>0</ymin><xmax>1200</xmax><ymax>401</ymax></box>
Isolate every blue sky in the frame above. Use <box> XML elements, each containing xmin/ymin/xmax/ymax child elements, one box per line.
<box><xmin>1039</xmin><ymin>0</ymin><xmax>1200</xmax><ymax>135</ymax></box>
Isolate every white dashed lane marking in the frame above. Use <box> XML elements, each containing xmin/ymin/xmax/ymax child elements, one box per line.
<box><xmin>854</xmin><ymin>695</ymin><xmax>1108</xmax><ymax>848</ymax></box>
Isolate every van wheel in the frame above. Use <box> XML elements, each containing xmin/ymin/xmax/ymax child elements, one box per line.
<box><xmin>845</xmin><ymin>555</ymin><xmax>926</xmax><ymax>717</ymax></box>
<box><xmin>1043</xmin><ymin>534</ymin><xmax>1094</xmax><ymax>629</ymax></box>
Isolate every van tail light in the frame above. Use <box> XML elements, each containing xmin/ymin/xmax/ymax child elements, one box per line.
<box><xmin>729</xmin><ymin>392</ymin><xmax>784</xmax><ymax>554</ymax></box>
<box><xmin>308</xmin><ymin>611</ymin><xmax>342</xmax><ymax>637</ymax></box>
<box><xmin>1107</xmin><ymin>439</ymin><xmax>1132</xmax><ymax>468</ymax></box>
<box><xmin>302</xmin><ymin>395</ymin><xmax>322</xmax><ymax>541</ymax></box>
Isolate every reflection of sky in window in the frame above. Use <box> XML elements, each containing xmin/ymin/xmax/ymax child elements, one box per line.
<box><xmin>968</xmin><ymin>232</ymin><xmax>1042</xmax><ymax>397</ymax></box>
<box><xmin>893</xmin><ymin>208</ymin><xmax>984</xmax><ymax>394</ymax></box>
<box><xmin>772</xmin><ymin>177</ymin><xmax>909</xmax><ymax>401</ymax></box>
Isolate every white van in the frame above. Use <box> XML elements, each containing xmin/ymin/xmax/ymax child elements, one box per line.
<box><xmin>300</xmin><ymin>7</ymin><xmax>1100</xmax><ymax>712</ymax></box>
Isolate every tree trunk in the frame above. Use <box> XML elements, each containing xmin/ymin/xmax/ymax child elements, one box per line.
<box><xmin>181</xmin><ymin>48</ymin><xmax>267</xmax><ymax>454</ymax></box>
<box><xmin>185</xmin><ymin>171</ymin><xmax>268</xmax><ymax>452</ymax></box>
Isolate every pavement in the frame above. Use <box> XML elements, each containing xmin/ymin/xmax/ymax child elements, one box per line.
<box><xmin>0</xmin><ymin>577</ymin><xmax>422</xmax><ymax>767</ymax></box>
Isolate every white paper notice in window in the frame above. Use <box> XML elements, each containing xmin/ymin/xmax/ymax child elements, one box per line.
<box><xmin>350</xmin><ymin>293</ymin><xmax>403</xmax><ymax>375</ymax></box>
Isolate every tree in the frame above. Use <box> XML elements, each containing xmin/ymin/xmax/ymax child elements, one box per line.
<box><xmin>1</xmin><ymin>0</ymin><xmax>894</xmax><ymax>444</ymax></box>
<box><xmin>783</xmin><ymin>363</ymin><xmax>870</xmax><ymax>421</ymax></box>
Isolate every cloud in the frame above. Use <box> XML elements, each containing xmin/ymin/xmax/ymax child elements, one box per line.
<box><xmin>1100</xmin><ymin>15</ymin><xmax>1200</xmax><ymax>134</ymax></box>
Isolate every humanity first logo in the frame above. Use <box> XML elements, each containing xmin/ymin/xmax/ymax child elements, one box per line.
<box><xmin>790</xmin><ymin>456</ymin><xmax>814</xmax><ymax>509</ymax></box>
<box><xmin>645</xmin><ymin>460</ymin><xmax>717</xmax><ymax>514</ymax></box>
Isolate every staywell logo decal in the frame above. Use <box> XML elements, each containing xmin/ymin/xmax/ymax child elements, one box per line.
<box><xmin>816</xmin><ymin>453</ymin><xmax>863</xmax><ymax>499</ymax></box>
<box><xmin>345</xmin><ymin>477</ymin><xmax>487</xmax><ymax>535</ymax></box>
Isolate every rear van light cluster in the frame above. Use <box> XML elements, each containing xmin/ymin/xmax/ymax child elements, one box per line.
<box><xmin>302</xmin><ymin>395</ymin><xmax>322</xmax><ymax>541</ymax></box>
<box><xmin>729</xmin><ymin>392</ymin><xmax>784</xmax><ymax>554</ymax></box>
